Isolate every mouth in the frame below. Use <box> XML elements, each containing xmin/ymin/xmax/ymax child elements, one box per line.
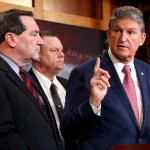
<box><xmin>117</xmin><ymin>45</ymin><xmax>129</xmax><ymax>50</ymax></box>
<box><xmin>58</xmin><ymin>60</ymin><xmax>64</xmax><ymax>63</ymax></box>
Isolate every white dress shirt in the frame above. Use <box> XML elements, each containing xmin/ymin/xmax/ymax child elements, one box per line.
<box><xmin>32</xmin><ymin>67</ymin><xmax>66</xmax><ymax>138</ymax></box>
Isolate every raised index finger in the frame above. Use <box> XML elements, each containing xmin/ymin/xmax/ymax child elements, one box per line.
<box><xmin>94</xmin><ymin>57</ymin><xmax>100</xmax><ymax>75</ymax></box>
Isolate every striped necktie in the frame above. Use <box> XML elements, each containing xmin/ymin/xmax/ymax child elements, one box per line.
<box><xmin>19</xmin><ymin>67</ymin><xmax>47</xmax><ymax>114</ymax></box>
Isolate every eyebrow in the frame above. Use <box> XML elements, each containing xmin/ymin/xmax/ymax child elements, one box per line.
<box><xmin>30</xmin><ymin>30</ymin><xmax>40</xmax><ymax>35</ymax></box>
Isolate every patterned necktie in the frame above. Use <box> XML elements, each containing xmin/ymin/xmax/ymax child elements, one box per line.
<box><xmin>122</xmin><ymin>65</ymin><xmax>139</xmax><ymax>125</ymax></box>
<box><xmin>19</xmin><ymin>67</ymin><xmax>47</xmax><ymax>114</ymax></box>
<box><xmin>50</xmin><ymin>83</ymin><xmax>63</xmax><ymax>120</ymax></box>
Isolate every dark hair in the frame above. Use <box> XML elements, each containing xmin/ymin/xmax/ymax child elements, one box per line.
<box><xmin>0</xmin><ymin>8</ymin><xmax>33</xmax><ymax>44</ymax></box>
<box><xmin>40</xmin><ymin>31</ymin><xmax>58</xmax><ymax>50</ymax></box>
<box><xmin>40</xmin><ymin>31</ymin><xmax>57</xmax><ymax>38</ymax></box>
<box><xmin>109</xmin><ymin>6</ymin><xmax>145</xmax><ymax>33</ymax></box>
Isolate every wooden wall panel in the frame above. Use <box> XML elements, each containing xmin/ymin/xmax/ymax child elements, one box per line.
<box><xmin>0</xmin><ymin>0</ymin><xmax>32</xmax><ymax>7</ymax></box>
<box><xmin>0</xmin><ymin>0</ymin><xmax>110</xmax><ymax>31</ymax></box>
<box><xmin>0</xmin><ymin>2</ymin><xmax>34</xmax><ymax>11</ymax></box>
<box><xmin>43</xmin><ymin>0</ymin><xmax>103</xmax><ymax>19</ymax></box>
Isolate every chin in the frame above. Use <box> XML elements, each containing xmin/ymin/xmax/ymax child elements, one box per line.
<box><xmin>32</xmin><ymin>55</ymin><xmax>40</xmax><ymax>61</ymax></box>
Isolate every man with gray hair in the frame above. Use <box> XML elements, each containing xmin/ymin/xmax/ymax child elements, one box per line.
<box><xmin>61</xmin><ymin>6</ymin><xmax>150</xmax><ymax>150</ymax></box>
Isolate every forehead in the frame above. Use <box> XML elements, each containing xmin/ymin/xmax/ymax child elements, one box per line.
<box><xmin>20</xmin><ymin>15</ymin><xmax>39</xmax><ymax>31</ymax></box>
<box><xmin>112</xmin><ymin>18</ymin><xmax>140</xmax><ymax>30</ymax></box>
<box><xmin>43</xmin><ymin>36</ymin><xmax>62</xmax><ymax>46</ymax></box>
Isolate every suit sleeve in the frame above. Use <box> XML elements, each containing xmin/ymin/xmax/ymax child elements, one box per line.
<box><xmin>60</xmin><ymin>66</ymin><xmax>99</xmax><ymax>139</ymax></box>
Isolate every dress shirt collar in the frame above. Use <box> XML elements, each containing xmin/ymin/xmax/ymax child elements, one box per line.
<box><xmin>32</xmin><ymin>67</ymin><xmax>51</xmax><ymax>90</ymax></box>
<box><xmin>108</xmin><ymin>48</ymin><xmax>135</xmax><ymax>74</ymax></box>
<box><xmin>32</xmin><ymin>67</ymin><xmax>60</xmax><ymax>90</ymax></box>
<box><xmin>0</xmin><ymin>53</ymin><xmax>19</xmax><ymax>76</ymax></box>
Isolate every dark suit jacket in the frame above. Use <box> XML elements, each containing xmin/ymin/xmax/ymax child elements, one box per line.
<box><xmin>0</xmin><ymin>56</ymin><xmax>66</xmax><ymax>150</ymax></box>
<box><xmin>61</xmin><ymin>52</ymin><xmax>150</xmax><ymax>150</ymax></box>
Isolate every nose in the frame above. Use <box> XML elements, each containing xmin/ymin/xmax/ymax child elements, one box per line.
<box><xmin>58</xmin><ymin>50</ymin><xmax>64</xmax><ymax>57</ymax></box>
<box><xmin>38</xmin><ymin>35</ymin><xmax>44</xmax><ymax>45</ymax></box>
<box><xmin>119</xmin><ymin>32</ymin><xmax>128</xmax><ymax>42</ymax></box>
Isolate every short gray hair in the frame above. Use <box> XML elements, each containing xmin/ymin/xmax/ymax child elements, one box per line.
<box><xmin>109</xmin><ymin>6</ymin><xmax>145</xmax><ymax>33</ymax></box>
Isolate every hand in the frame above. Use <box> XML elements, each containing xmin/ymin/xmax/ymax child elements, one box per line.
<box><xmin>89</xmin><ymin>57</ymin><xmax>110</xmax><ymax>108</ymax></box>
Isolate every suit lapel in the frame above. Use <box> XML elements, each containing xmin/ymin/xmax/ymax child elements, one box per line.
<box><xmin>134</xmin><ymin>60</ymin><xmax>150</xmax><ymax>130</ymax></box>
<box><xmin>56</xmin><ymin>76</ymin><xmax>68</xmax><ymax>88</ymax></box>
<box><xmin>100</xmin><ymin>54</ymin><xmax>139</xmax><ymax>128</ymax></box>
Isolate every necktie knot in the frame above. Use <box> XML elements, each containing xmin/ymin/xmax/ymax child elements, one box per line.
<box><xmin>19</xmin><ymin>67</ymin><xmax>24</xmax><ymax>73</ymax></box>
<box><xmin>19</xmin><ymin>67</ymin><xmax>25</xmax><ymax>80</ymax></box>
<box><xmin>122</xmin><ymin>65</ymin><xmax>131</xmax><ymax>74</ymax></box>
<box><xmin>51</xmin><ymin>82</ymin><xmax>57</xmax><ymax>90</ymax></box>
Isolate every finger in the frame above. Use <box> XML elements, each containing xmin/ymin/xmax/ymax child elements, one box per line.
<box><xmin>92</xmin><ymin>79</ymin><xmax>108</xmax><ymax>89</ymax></box>
<box><xmin>91</xmin><ymin>77</ymin><xmax>110</xmax><ymax>88</ymax></box>
<box><xmin>95</xmin><ymin>75</ymin><xmax>110</xmax><ymax>87</ymax></box>
<box><xmin>101</xmin><ymin>76</ymin><xmax>111</xmax><ymax>87</ymax></box>
<box><xmin>100</xmin><ymin>69</ymin><xmax>110</xmax><ymax>78</ymax></box>
<box><xmin>97</xmin><ymin>69</ymin><xmax>110</xmax><ymax>79</ymax></box>
<box><xmin>94</xmin><ymin>57</ymin><xmax>100</xmax><ymax>75</ymax></box>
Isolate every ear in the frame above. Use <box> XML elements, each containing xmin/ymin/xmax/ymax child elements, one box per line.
<box><xmin>106</xmin><ymin>29</ymin><xmax>110</xmax><ymax>39</ymax></box>
<box><xmin>139</xmin><ymin>33</ymin><xmax>146</xmax><ymax>46</ymax></box>
<box><xmin>5</xmin><ymin>32</ymin><xmax>16</xmax><ymax>48</ymax></box>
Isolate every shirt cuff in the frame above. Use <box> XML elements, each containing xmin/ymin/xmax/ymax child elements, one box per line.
<box><xmin>90</xmin><ymin>103</ymin><xmax>101</xmax><ymax>116</ymax></box>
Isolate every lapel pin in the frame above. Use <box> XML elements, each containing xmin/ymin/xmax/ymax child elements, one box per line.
<box><xmin>141</xmin><ymin>72</ymin><xmax>144</xmax><ymax>75</ymax></box>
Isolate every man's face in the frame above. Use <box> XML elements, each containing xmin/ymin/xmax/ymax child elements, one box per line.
<box><xmin>107</xmin><ymin>18</ymin><xmax>146</xmax><ymax>63</ymax></box>
<box><xmin>39</xmin><ymin>36</ymin><xmax>64</xmax><ymax>74</ymax></box>
<box><xmin>15</xmin><ymin>16</ymin><xmax>43</xmax><ymax>65</ymax></box>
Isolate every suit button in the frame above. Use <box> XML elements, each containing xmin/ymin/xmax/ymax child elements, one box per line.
<box><xmin>138</xmin><ymin>138</ymin><xmax>143</xmax><ymax>142</ymax></box>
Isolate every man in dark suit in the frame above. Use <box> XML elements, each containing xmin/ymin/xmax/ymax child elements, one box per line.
<box><xmin>0</xmin><ymin>9</ymin><xmax>63</xmax><ymax>150</ymax></box>
<box><xmin>30</xmin><ymin>31</ymin><xmax>68</xmax><ymax>149</ymax></box>
<box><xmin>61</xmin><ymin>6</ymin><xmax>150</xmax><ymax>150</ymax></box>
